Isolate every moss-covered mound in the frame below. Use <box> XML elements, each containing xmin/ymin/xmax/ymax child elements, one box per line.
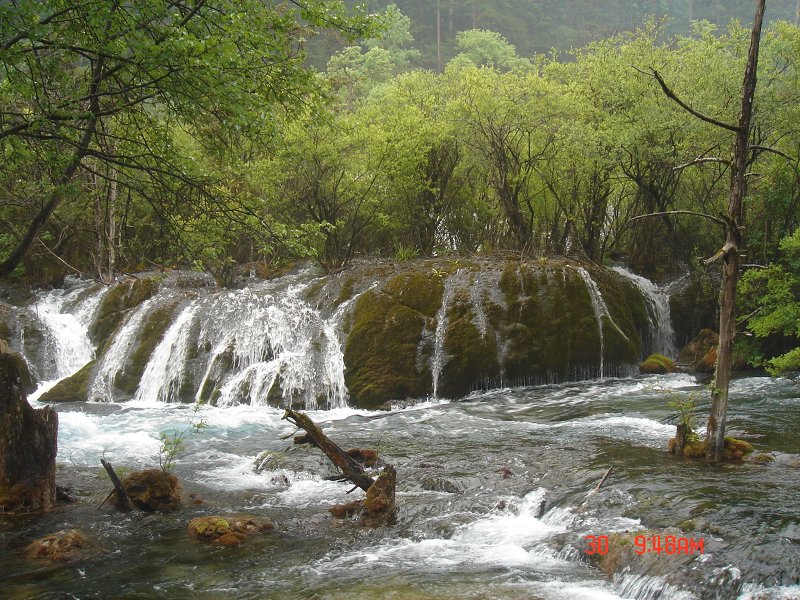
<box><xmin>90</xmin><ymin>277</ymin><xmax>158</xmax><ymax>345</ymax></box>
<box><xmin>116</xmin><ymin>469</ymin><xmax>181</xmax><ymax>512</ymax></box>
<box><xmin>676</xmin><ymin>436</ymin><xmax>754</xmax><ymax>460</ymax></box>
<box><xmin>188</xmin><ymin>515</ymin><xmax>273</xmax><ymax>547</ymax></box>
<box><xmin>342</xmin><ymin>259</ymin><xmax>649</xmax><ymax>407</ymax></box>
<box><xmin>344</xmin><ymin>270</ymin><xmax>443</xmax><ymax>408</ymax></box>
<box><xmin>639</xmin><ymin>353</ymin><xmax>676</xmax><ymax>374</ymax></box>
<box><xmin>39</xmin><ymin>360</ymin><xmax>95</xmax><ymax>402</ymax></box>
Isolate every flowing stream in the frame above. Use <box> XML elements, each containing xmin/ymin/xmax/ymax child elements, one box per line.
<box><xmin>2</xmin><ymin>375</ymin><xmax>799</xmax><ymax>599</ymax></box>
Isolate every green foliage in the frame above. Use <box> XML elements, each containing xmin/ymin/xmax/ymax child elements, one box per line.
<box><xmin>739</xmin><ymin>229</ymin><xmax>800</xmax><ymax>375</ymax></box>
<box><xmin>158</xmin><ymin>408</ymin><xmax>207</xmax><ymax>472</ymax></box>
<box><xmin>667</xmin><ymin>390</ymin><xmax>701</xmax><ymax>444</ymax></box>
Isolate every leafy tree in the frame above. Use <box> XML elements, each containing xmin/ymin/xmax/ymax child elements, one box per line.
<box><xmin>739</xmin><ymin>229</ymin><xmax>800</xmax><ymax>373</ymax></box>
<box><xmin>0</xmin><ymin>0</ymin><xmax>375</xmax><ymax>279</ymax></box>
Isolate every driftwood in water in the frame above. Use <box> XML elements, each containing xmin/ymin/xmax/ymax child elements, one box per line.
<box><xmin>283</xmin><ymin>409</ymin><xmax>374</xmax><ymax>492</ymax></box>
<box><xmin>0</xmin><ymin>353</ymin><xmax>58</xmax><ymax>512</ymax></box>
<box><xmin>100</xmin><ymin>459</ymin><xmax>133</xmax><ymax>511</ymax></box>
<box><xmin>283</xmin><ymin>409</ymin><xmax>396</xmax><ymax>523</ymax></box>
<box><xmin>578</xmin><ymin>466</ymin><xmax>613</xmax><ymax>513</ymax></box>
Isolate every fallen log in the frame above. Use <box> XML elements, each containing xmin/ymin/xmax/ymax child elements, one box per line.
<box><xmin>282</xmin><ymin>409</ymin><xmax>396</xmax><ymax>524</ymax></box>
<box><xmin>282</xmin><ymin>409</ymin><xmax>374</xmax><ymax>492</ymax></box>
<box><xmin>100</xmin><ymin>459</ymin><xmax>133</xmax><ymax>511</ymax></box>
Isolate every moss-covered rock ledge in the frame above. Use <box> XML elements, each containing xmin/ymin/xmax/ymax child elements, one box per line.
<box><xmin>341</xmin><ymin>258</ymin><xmax>650</xmax><ymax>407</ymax></box>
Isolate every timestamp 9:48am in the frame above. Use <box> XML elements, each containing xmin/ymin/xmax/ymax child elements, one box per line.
<box><xmin>585</xmin><ymin>534</ymin><xmax>705</xmax><ymax>556</ymax></box>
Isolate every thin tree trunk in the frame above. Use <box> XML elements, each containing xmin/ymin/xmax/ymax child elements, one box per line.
<box><xmin>706</xmin><ymin>0</ymin><xmax>765</xmax><ymax>461</ymax></box>
<box><xmin>436</xmin><ymin>0</ymin><xmax>441</xmax><ymax>73</ymax></box>
<box><xmin>106</xmin><ymin>164</ymin><xmax>117</xmax><ymax>281</ymax></box>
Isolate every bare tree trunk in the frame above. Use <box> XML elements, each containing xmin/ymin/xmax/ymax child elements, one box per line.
<box><xmin>0</xmin><ymin>353</ymin><xmax>58</xmax><ymax>511</ymax></box>
<box><xmin>436</xmin><ymin>0</ymin><xmax>442</xmax><ymax>73</ymax></box>
<box><xmin>106</xmin><ymin>164</ymin><xmax>117</xmax><ymax>280</ymax></box>
<box><xmin>796</xmin><ymin>0</ymin><xmax>800</xmax><ymax>25</ymax></box>
<box><xmin>707</xmin><ymin>0</ymin><xmax>765</xmax><ymax>461</ymax></box>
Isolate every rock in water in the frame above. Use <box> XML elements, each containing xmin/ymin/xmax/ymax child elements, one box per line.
<box><xmin>115</xmin><ymin>469</ymin><xmax>181</xmax><ymax>512</ymax></box>
<box><xmin>25</xmin><ymin>529</ymin><xmax>87</xmax><ymax>561</ymax></box>
<box><xmin>0</xmin><ymin>353</ymin><xmax>58</xmax><ymax>511</ymax></box>
<box><xmin>188</xmin><ymin>515</ymin><xmax>273</xmax><ymax>546</ymax></box>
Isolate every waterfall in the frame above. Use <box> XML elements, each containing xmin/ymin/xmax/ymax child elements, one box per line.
<box><xmin>430</xmin><ymin>271</ymin><xmax>461</xmax><ymax>398</ymax></box>
<box><xmin>575</xmin><ymin>267</ymin><xmax>629</xmax><ymax>378</ymax></box>
<box><xmin>134</xmin><ymin>303</ymin><xmax>198</xmax><ymax>404</ymax></box>
<box><xmin>90</xmin><ymin>297</ymin><xmax>157</xmax><ymax>402</ymax></box>
<box><xmin>612</xmin><ymin>266</ymin><xmax>677</xmax><ymax>358</ymax></box>
<box><xmin>29</xmin><ymin>281</ymin><xmax>107</xmax><ymax>381</ymax></box>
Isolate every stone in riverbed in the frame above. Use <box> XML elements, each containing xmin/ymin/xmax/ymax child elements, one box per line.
<box><xmin>25</xmin><ymin>529</ymin><xmax>88</xmax><ymax>562</ymax></box>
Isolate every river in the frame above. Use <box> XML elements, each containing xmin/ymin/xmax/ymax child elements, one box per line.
<box><xmin>2</xmin><ymin>373</ymin><xmax>799</xmax><ymax>599</ymax></box>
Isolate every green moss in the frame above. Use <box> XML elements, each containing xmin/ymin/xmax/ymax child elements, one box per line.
<box><xmin>344</xmin><ymin>289</ymin><xmax>432</xmax><ymax>407</ymax></box>
<box><xmin>678</xmin><ymin>436</ymin><xmax>754</xmax><ymax>460</ymax></box>
<box><xmin>639</xmin><ymin>353</ymin><xmax>677</xmax><ymax>374</ymax></box>
<box><xmin>502</xmin><ymin>265</ymin><xmax>600</xmax><ymax>381</ymax></box>
<box><xmin>382</xmin><ymin>270</ymin><xmax>444</xmax><ymax>318</ymax></box>
<box><xmin>439</xmin><ymin>289</ymin><xmax>499</xmax><ymax>398</ymax></box>
<box><xmin>91</xmin><ymin>278</ymin><xmax>158</xmax><ymax>345</ymax></box>
<box><xmin>335</xmin><ymin>276</ymin><xmax>356</xmax><ymax>306</ymax></box>
<box><xmin>113</xmin><ymin>302</ymin><xmax>180</xmax><ymax>395</ymax></box>
<box><xmin>39</xmin><ymin>360</ymin><xmax>95</xmax><ymax>402</ymax></box>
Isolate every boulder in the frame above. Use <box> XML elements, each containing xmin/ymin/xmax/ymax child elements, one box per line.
<box><xmin>39</xmin><ymin>360</ymin><xmax>94</xmax><ymax>402</ymax></box>
<box><xmin>25</xmin><ymin>529</ymin><xmax>87</xmax><ymax>561</ymax></box>
<box><xmin>678</xmin><ymin>329</ymin><xmax>719</xmax><ymax>372</ymax></box>
<box><xmin>639</xmin><ymin>353</ymin><xmax>677</xmax><ymax>374</ymax></box>
<box><xmin>115</xmin><ymin>469</ymin><xmax>181</xmax><ymax>512</ymax></box>
<box><xmin>188</xmin><ymin>515</ymin><xmax>273</xmax><ymax>546</ymax></box>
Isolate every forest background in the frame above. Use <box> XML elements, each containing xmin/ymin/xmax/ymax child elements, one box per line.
<box><xmin>2</xmin><ymin>0</ymin><xmax>800</xmax><ymax>374</ymax></box>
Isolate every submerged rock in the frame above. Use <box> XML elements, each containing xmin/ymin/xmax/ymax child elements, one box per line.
<box><xmin>25</xmin><ymin>529</ymin><xmax>87</xmax><ymax>562</ymax></box>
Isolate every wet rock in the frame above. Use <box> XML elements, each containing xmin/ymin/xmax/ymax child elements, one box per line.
<box><xmin>639</xmin><ymin>353</ymin><xmax>676</xmax><ymax>374</ymax></box>
<box><xmin>678</xmin><ymin>329</ymin><xmax>718</xmax><ymax>372</ymax></box>
<box><xmin>346</xmin><ymin>448</ymin><xmax>378</xmax><ymax>468</ymax></box>
<box><xmin>115</xmin><ymin>469</ymin><xmax>181</xmax><ymax>512</ymax></box>
<box><xmin>188</xmin><ymin>515</ymin><xmax>273</xmax><ymax>546</ymax></box>
<box><xmin>25</xmin><ymin>529</ymin><xmax>87</xmax><ymax>561</ymax></box>
<box><xmin>39</xmin><ymin>360</ymin><xmax>95</xmax><ymax>402</ymax></box>
<box><xmin>90</xmin><ymin>277</ymin><xmax>159</xmax><ymax>345</ymax></box>
<box><xmin>112</xmin><ymin>300</ymin><xmax>182</xmax><ymax>396</ymax></box>
<box><xmin>329</xmin><ymin>500</ymin><xmax>364</xmax><ymax>519</ymax></box>
<box><xmin>7</xmin><ymin>351</ymin><xmax>36</xmax><ymax>394</ymax></box>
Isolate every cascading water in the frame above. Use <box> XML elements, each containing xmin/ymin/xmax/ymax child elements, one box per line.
<box><xmin>90</xmin><ymin>297</ymin><xmax>157</xmax><ymax>402</ymax></box>
<box><xmin>30</xmin><ymin>283</ymin><xmax>106</xmax><ymax>379</ymax></box>
<box><xmin>430</xmin><ymin>270</ymin><xmax>462</xmax><ymax>398</ymax></box>
<box><xmin>24</xmin><ymin>280</ymin><xmax>108</xmax><ymax>399</ymax></box>
<box><xmin>612</xmin><ymin>265</ymin><xmax>677</xmax><ymax>358</ymax></box>
<box><xmin>575</xmin><ymin>267</ymin><xmax>629</xmax><ymax>378</ymax></box>
<box><xmin>134</xmin><ymin>303</ymin><xmax>199</xmax><ymax>404</ymax></box>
